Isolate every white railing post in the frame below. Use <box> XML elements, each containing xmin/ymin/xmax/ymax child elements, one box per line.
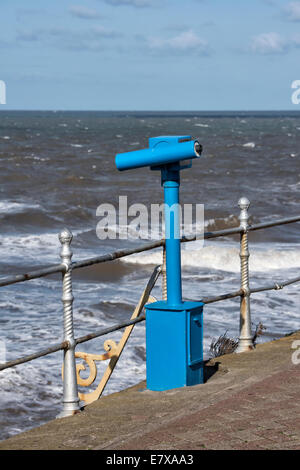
<box><xmin>236</xmin><ymin>198</ymin><xmax>254</xmax><ymax>353</ymax></box>
<box><xmin>57</xmin><ymin>229</ymin><xmax>80</xmax><ymax>418</ymax></box>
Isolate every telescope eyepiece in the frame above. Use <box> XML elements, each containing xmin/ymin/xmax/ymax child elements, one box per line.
<box><xmin>194</xmin><ymin>141</ymin><xmax>203</xmax><ymax>157</ymax></box>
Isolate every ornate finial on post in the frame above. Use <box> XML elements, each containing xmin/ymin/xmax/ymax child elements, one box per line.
<box><xmin>236</xmin><ymin>198</ymin><xmax>254</xmax><ymax>353</ymax></box>
<box><xmin>57</xmin><ymin>229</ymin><xmax>80</xmax><ymax>418</ymax></box>
<box><xmin>238</xmin><ymin>197</ymin><xmax>250</xmax><ymax>230</ymax></box>
<box><xmin>59</xmin><ymin>227</ymin><xmax>73</xmax><ymax>244</ymax></box>
<box><xmin>59</xmin><ymin>228</ymin><xmax>73</xmax><ymax>268</ymax></box>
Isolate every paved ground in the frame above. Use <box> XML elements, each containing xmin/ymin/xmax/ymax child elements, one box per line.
<box><xmin>0</xmin><ymin>331</ymin><xmax>299</xmax><ymax>450</ymax></box>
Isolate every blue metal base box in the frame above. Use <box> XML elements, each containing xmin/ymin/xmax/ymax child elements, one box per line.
<box><xmin>145</xmin><ymin>301</ymin><xmax>204</xmax><ymax>391</ymax></box>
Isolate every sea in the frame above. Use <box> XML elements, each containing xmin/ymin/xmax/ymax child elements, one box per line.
<box><xmin>0</xmin><ymin>110</ymin><xmax>299</xmax><ymax>441</ymax></box>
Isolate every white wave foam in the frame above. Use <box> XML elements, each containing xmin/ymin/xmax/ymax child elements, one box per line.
<box><xmin>123</xmin><ymin>243</ymin><xmax>300</xmax><ymax>273</ymax></box>
<box><xmin>242</xmin><ymin>142</ymin><xmax>256</xmax><ymax>148</ymax></box>
<box><xmin>0</xmin><ymin>232</ymin><xmax>58</xmax><ymax>248</ymax></box>
<box><xmin>0</xmin><ymin>300</ymin><xmax>22</xmax><ymax>310</ymax></box>
<box><xmin>0</xmin><ymin>201</ymin><xmax>41</xmax><ymax>214</ymax></box>
<box><xmin>0</xmin><ymin>233</ymin><xmax>60</xmax><ymax>264</ymax></box>
<box><xmin>0</xmin><ymin>228</ymin><xmax>91</xmax><ymax>263</ymax></box>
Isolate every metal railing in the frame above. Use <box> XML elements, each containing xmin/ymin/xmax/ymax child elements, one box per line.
<box><xmin>0</xmin><ymin>197</ymin><xmax>300</xmax><ymax>417</ymax></box>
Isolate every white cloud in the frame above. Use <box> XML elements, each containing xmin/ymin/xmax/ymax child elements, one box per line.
<box><xmin>16</xmin><ymin>30</ymin><xmax>40</xmax><ymax>42</ymax></box>
<box><xmin>69</xmin><ymin>6</ymin><xmax>102</xmax><ymax>19</ymax></box>
<box><xmin>250</xmin><ymin>32</ymin><xmax>288</xmax><ymax>54</ymax></box>
<box><xmin>147</xmin><ymin>30</ymin><xmax>211</xmax><ymax>56</ymax></box>
<box><xmin>16</xmin><ymin>26</ymin><xmax>121</xmax><ymax>51</ymax></box>
<box><xmin>291</xmin><ymin>33</ymin><xmax>300</xmax><ymax>46</ymax></box>
<box><xmin>284</xmin><ymin>2</ymin><xmax>300</xmax><ymax>21</ymax></box>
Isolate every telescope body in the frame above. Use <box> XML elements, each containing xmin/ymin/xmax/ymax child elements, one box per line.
<box><xmin>115</xmin><ymin>135</ymin><xmax>201</xmax><ymax>171</ymax></box>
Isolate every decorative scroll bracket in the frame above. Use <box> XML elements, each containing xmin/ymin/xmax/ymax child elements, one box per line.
<box><xmin>62</xmin><ymin>265</ymin><xmax>161</xmax><ymax>406</ymax></box>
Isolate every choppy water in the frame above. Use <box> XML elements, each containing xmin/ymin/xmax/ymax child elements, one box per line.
<box><xmin>0</xmin><ymin>110</ymin><xmax>300</xmax><ymax>440</ymax></box>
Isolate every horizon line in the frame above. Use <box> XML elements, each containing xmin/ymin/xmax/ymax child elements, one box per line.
<box><xmin>1</xmin><ymin>109</ymin><xmax>300</xmax><ymax>113</ymax></box>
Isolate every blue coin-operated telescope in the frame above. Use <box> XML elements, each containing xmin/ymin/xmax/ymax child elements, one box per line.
<box><xmin>115</xmin><ymin>136</ymin><xmax>204</xmax><ymax>391</ymax></box>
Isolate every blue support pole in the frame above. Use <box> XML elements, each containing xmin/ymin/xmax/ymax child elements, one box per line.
<box><xmin>145</xmin><ymin>160</ymin><xmax>204</xmax><ymax>391</ymax></box>
<box><xmin>163</xmin><ymin>176</ymin><xmax>182</xmax><ymax>306</ymax></box>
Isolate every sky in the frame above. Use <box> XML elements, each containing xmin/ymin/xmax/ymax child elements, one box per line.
<box><xmin>0</xmin><ymin>0</ymin><xmax>300</xmax><ymax>110</ymax></box>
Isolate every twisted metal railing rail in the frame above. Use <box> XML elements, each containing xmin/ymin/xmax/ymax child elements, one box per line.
<box><xmin>0</xmin><ymin>198</ymin><xmax>300</xmax><ymax>418</ymax></box>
